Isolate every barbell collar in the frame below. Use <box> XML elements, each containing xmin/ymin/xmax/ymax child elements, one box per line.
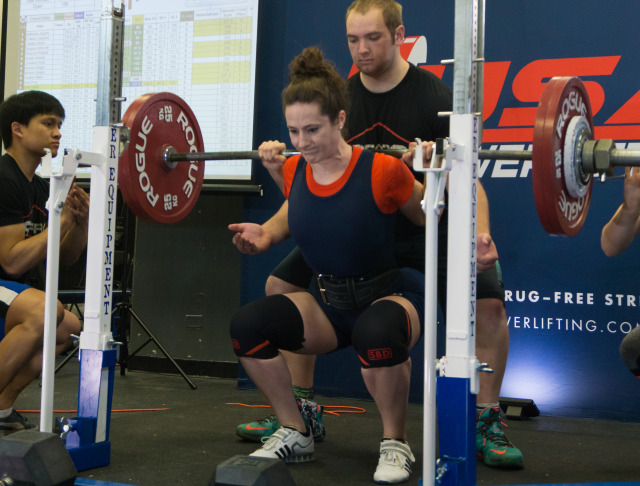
<box><xmin>580</xmin><ymin>141</ymin><xmax>640</xmax><ymax>174</ymax></box>
<box><xmin>594</xmin><ymin>139</ymin><xmax>616</xmax><ymax>176</ymax></box>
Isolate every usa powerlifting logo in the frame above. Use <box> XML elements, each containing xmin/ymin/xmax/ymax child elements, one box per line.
<box><xmin>504</xmin><ymin>289</ymin><xmax>640</xmax><ymax>335</ymax></box>
<box><xmin>478</xmin><ymin>56</ymin><xmax>640</xmax><ymax>179</ymax></box>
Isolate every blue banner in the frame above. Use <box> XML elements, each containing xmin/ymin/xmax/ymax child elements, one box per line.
<box><xmin>243</xmin><ymin>0</ymin><xmax>640</xmax><ymax>422</ymax></box>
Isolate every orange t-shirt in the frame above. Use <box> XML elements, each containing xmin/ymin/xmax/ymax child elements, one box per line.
<box><xmin>282</xmin><ymin>146</ymin><xmax>414</xmax><ymax>213</ymax></box>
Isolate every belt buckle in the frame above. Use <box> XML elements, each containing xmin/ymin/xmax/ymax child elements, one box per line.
<box><xmin>316</xmin><ymin>274</ymin><xmax>329</xmax><ymax>304</ymax></box>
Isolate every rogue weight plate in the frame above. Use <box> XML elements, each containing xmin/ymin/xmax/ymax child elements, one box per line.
<box><xmin>532</xmin><ymin>77</ymin><xmax>594</xmax><ymax>236</ymax></box>
<box><xmin>119</xmin><ymin>92</ymin><xmax>205</xmax><ymax>224</ymax></box>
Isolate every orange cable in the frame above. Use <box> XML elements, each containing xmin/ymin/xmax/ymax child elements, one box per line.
<box><xmin>225</xmin><ymin>403</ymin><xmax>271</xmax><ymax>408</ymax></box>
<box><xmin>321</xmin><ymin>405</ymin><xmax>366</xmax><ymax>416</ymax></box>
<box><xmin>226</xmin><ymin>402</ymin><xmax>366</xmax><ymax>416</ymax></box>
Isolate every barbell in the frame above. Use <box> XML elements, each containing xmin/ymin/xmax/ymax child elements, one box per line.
<box><xmin>161</xmin><ymin>144</ymin><xmax>532</xmax><ymax>163</ymax></box>
<box><xmin>117</xmin><ymin>77</ymin><xmax>640</xmax><ymax>234</ymax></box>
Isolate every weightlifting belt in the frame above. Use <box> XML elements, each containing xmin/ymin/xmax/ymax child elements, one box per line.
<box><xmin>315</xmin><ymin>269</ymin><xmax>400</xmax><ymax>311</ymax></box>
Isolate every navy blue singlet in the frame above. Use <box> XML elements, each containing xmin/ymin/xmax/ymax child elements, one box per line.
<box><xmin>287</xmin><ymin>148</ymin><xmax>396</xmax><ymax>278</ymax></box>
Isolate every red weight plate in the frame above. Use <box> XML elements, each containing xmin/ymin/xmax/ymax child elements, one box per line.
<box><xmin>119</xmin><ymin>92</ymin><xmax>205</xmax><ymax>224</ymax></box>
<box><xmin>532</xmin><ymin>77</ymin><xmax>594</xmax><ymax>236</ymax></box>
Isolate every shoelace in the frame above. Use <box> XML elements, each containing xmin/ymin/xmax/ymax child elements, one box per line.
<box><xmin>381</xmin><ymin>450</ymin><xmax>403</xmax><ymax>465</ymax></box>
<box><xmin>260</xmin><ymin>427</ymin><xmax>287</xmax><ymax>446</ymax></box>
<box><xmin>12</xmin><ymin>410</ymin><xmax>30</xmax><ymax>423</ymax></box>
<box><xmin>260</xmin><ymin>427</ymin><xmax>306</xmax><ymax>457</ymax></box>
<box><xmin>255</xmin><ymin>415</ymin><xmax>277</xmax><ymax>425</ymax></box>
<box><xmin>478</xmin><ymin>419</ymin><xmax>514</xmax><ymax>448</ymax></box>
<box><xmin>379</xmin><ymin>448</ymin><xmax>413</xmax><ymax>475</ymax></box>
<box><xmin>380</xmin><ymin>441</ymin><xmax>415</xmax><ymax>463</ymax></box>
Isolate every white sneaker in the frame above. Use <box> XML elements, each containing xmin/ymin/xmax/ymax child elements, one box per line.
<box><xmin>373</xmin><ymin>439</ymin><xmax>415</xmax><ymax>484</ymax></box>
<box><xmin>249</xmin><ymin>426</ymin><xmax>315</xmax><ymax>463</ymax></box>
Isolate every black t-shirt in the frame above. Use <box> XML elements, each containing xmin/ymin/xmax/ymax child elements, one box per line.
<box><xmin>347</xmin><ymin>64</ymin><xmax>453</xmax><ymax>269</ymax></box>
<box><xmin>347</xmin><ymin>63</ymin><xmax>452</xmax><ymax>152</ymax></box>
<box><xmin>0</xmin><ymin>153</ymin><xmax>49</xmax><ymax>289</ymax></box>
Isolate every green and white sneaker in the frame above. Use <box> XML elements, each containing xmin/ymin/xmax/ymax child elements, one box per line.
<box><xmin>236</xmin><ymin>398</ymin><xmax>325</xmax><ymax>442</ymax></box>
<box><xmin>235</xmin><ymin>414</ymin><xmax>280</xmax><ymax>442</ymax></box>
<box><xmin>476</xmin><ymin>406</ymin><xmax>524</xmax><ymax>469</ymax></box>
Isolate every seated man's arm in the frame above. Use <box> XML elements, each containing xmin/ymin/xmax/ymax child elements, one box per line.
<box><xmin>0</xmin><ymin>222</ymin><xmax>49</xmax><ymax>278</ymax></box>
<box><xmin>59</xmin><ymin>185</ymin><xmax>89</xmax><ymax>266</ymax></box>
<box><xmin>0</xmin><ymin>185</ymin><xmax>89</xmax><ymax>277</ymax></box>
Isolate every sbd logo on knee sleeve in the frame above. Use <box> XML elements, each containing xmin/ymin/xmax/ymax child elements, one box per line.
<box><xmin>368</xmin><ymin>348</ymin><xmax>393</xmax><ymax>361</ymax></box>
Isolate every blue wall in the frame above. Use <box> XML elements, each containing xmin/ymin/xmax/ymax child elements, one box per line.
<box><xmin>241</xmin><ymin>0</ymin><xmax>640</xmax><ymax>421</ymax></box>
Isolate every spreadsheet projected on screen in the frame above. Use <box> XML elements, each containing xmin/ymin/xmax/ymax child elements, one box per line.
<box><xmin>4</xmin><ymin>0</ymin><xmax>260</xmax><ymax>181</ymax></box>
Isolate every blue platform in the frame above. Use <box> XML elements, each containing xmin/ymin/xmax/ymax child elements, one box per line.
<box><xmin>75</xmin><ymin>479</ymin><xmax>136</xmax><ymax>486</ymax></box>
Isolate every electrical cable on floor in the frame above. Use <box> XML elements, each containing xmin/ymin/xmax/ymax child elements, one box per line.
<box><xmin>225</xmin><ymin>402</ymin><xmax>366</xmax><ymax>415</ymax></box>
<box><xmin>321</xmin><ymin>405</ymin><xmax>366</xmax><ymax>416</ymax></box>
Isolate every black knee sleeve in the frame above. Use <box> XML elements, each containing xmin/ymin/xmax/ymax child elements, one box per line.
<box><xmin>352</xmin><ymin>300</ymin><xmax>412</xmax><ymax>369</ymax></box>
<box><xmin>230</xmin><ymin>294</ymin><xmax>305</xmax><ymax>359</ymax></box>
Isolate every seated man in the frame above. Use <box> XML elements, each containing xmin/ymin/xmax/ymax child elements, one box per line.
<box><xmin>0</xmin><ymin>90</ymin><xmax>88</xmax><ymax>435</ymax></box>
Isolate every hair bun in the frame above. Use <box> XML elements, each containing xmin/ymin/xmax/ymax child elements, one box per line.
<box><xmin>288</xmin><ymin>47</ymin><xmax>333</xmax><ymax>82</ymax></box>
<box><xmin>282</xmin><ymin>46</ymin><xmax>349</xmax><ymax>124</ymax></box>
